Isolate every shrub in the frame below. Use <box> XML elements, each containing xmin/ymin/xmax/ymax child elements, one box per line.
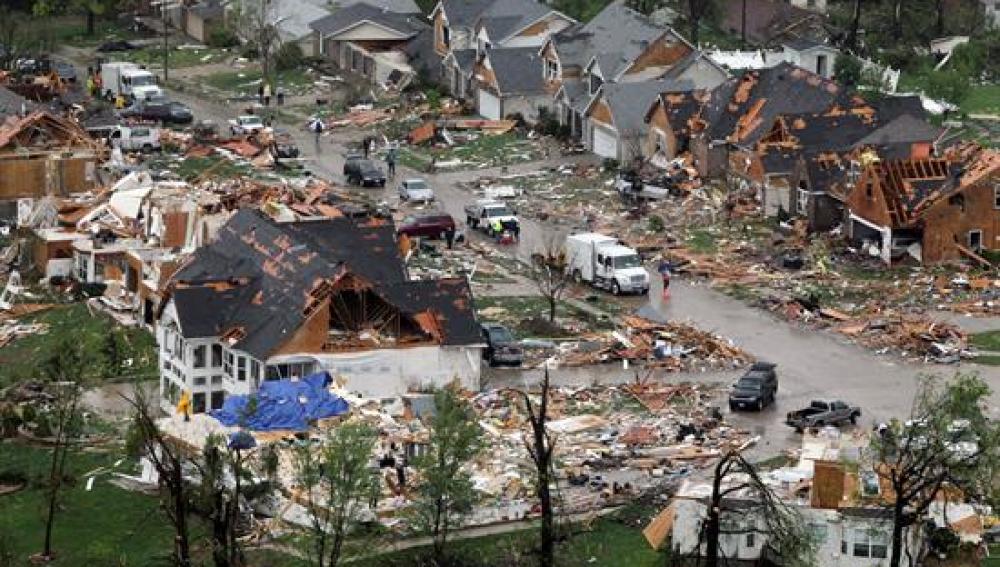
<box><xmin>925</xmin><ymin>70</ymin><xmax>970</xmax><ymax>105</ymax></box>
<box><xmin>206</xmin><ymin>27</ymin><xmax>239</xmax><ymax>48</ymax></box>
<box><xmin>834</xmin><ymin>54</ymin><xmax>862</xmax><ymax>86</ymax></box>
<box><xmin>275</xmin><ymin>42</ymin><xmax>303</xmax><ymax>71</ymax></box>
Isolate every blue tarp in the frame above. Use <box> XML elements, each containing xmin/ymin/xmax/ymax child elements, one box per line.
<box><xmin>210</xmin><ymin>371</ymin><xmax>350</xmax><ymax>431</ymax></box>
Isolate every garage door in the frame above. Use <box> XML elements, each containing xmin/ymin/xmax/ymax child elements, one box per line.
<box><xmin>592</xmin><ymin>124</ymin><xmax>618</xmax><ymax>159</ymax></box>
<box><xmin>478</xmin><ymin>90</ymin><xmax>501</xmax><ymax>120</ymax></box>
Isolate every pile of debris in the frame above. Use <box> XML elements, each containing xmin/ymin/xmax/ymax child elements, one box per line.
<box><xmin>524</xmin><ymin>315</ymin><xmax>749</xmax><ymax>371</ymax></box>
<box><xmin>0</xmin><ymin>320</ymin><xmax>48</xmax><ymax>349</ymax></box>
<box><xmin>836</xmin><ymin>315</ymin><xmax>971</xmax><ymax>363</ymax></box>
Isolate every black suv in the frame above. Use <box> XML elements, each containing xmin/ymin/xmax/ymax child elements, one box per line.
<box><xmin>728</xmin><ymin>362</ymin><xmax>778</xmax><ymax>411</ymax></box>
<box><xmin>343</xmin><ymin>158</ymin><xmax>386</xmax><ymax>187</ymax></box>
<box><xmin>119</xmin><ymin>99</ymin><xmax>194</xmax><ymax>125</ymax></box>
<box><xmin>481</xmin><ymin>323</ymin><xmax>523</xmax><ymax>367</ymax></box>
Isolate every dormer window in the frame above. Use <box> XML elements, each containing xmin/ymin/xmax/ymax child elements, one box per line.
<box><xmin>545</xmin><ymin>59</ymin><xmax>559</xmax><ymax>80</ymax></box>
<box><xmin>589</xmin><ymin>73</ymin><xmax>602</xmax><ymax>95</ymax></box>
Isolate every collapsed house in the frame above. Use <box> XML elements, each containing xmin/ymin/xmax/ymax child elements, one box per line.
<box><xmin>156</xmin><ymin>208</ymin><xmax>483</xmax><ymax>414</ymax></box>
<box><xmin>0</xmin><ymin>111</ymin><xmax>103</xmax><ymax>207</ymax></box>
<box><xmin>844</xmin><ymin>145</ymin><xmax>1000</xmax><ymax>265</ymax></box>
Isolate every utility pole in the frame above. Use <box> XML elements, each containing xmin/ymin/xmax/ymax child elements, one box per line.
<box><xmin>741</xmin><ymin>0</ymin><xmax>747</xmax><ymax>49</ymax></box>
<box><xmin>153</xmin><ymin>0</ymin><xmax>179</xmax><ymax>83</ymax></box>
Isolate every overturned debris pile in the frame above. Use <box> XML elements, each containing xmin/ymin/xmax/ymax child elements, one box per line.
<box><xmin>836</xmin><ymin>315</ymin><xmax>970</xmax><ymax>363</ymax></box>
<box><xmin>524</xmin><ymin>315</ymin><xmax>750</xmax><ymax>371</ymax></box>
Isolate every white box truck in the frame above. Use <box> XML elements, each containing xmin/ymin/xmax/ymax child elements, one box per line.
<box><xmin>565</xmin><ymin>233</ymin><xmax>649</xmax><ymax>295</ymax></box>
<box><xmin>100</xmin><ymin>62</ymin><xmax>163</xmax><ymax>101</ymax></box>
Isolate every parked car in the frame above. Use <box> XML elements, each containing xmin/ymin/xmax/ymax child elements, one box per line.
<box><xmin>343</xmin><ymin>158</ymin><xmax>386</xmax><ymax>187</ymax></box>
<box><xmin>270</xmin><ymin>129</ymin><xmax>299</xmax><ymax>158</ymax></box>
<box><xmin>728</xmin><ymin>362</ymin><xmax>778</xmax><ymax>411</ymax></box>
<box><xmin>481</xmin><ymin>323</ymin><xmax>523</xmax><ymax>367</ymax></box>
<box><xmin>397</xmin><ymin>213</ymin><xmax>456</xmax><ymax>240</ymax></box>
<box><xmin>52</xmin><ymin>60</ymin><xmax>77</xmax><ymax>83</ymax></box>
<box><xmin>786</xmin><ymin>400</ymin><xmax>862</xmax><ymax>432</ymax></box>
<box><xmin>229</xmin><ymin>115</ymin><xmax>265</xmax><ymax>136</ymax></box>
<box><xmin>119</xmin><ymin>99</ymin><xmax>193</xmax><ymax>124</ymax></box>
<box><xmin>397</xmin><ymin>178</ymin><xmax>435</xmax><ymax>202</ymax></box>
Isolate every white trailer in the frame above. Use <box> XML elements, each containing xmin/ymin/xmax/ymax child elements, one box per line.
<box><xmin>565</xmin><ymin>232</ymin><xmax>649</xmax><ymax>295</ymax></box>
<box><xmin>100</xmin><ymin>62</ymin><xmax>162</xmax><ymax>100</ymax></box>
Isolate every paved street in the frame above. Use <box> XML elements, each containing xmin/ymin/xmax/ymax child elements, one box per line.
<box><xmin>143</xmin><ymin>80</ymin><xmax>1000</xmax><ymax>453</ymax></box>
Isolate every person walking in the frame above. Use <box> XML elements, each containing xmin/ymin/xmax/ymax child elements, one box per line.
<box><xmin>276</xmin><ymin>85</ymin><xmax>285</xmax><ymax>106</ymax></box>
<box><xmin>263</xmin><ymin>82</ymin><xmax>272</xmax><ymax>106</ymax></box>
<box><xmin>657</xmin><ymin>258</ymin><xmax>672</xmax><ymax>300</ymax></box>
<box><xmin>362</xmin><ymin>136</ymin><xmax>372</xmax><ymax>159</ymax></box>
<box><xmin>386</xmin><ymin>146</ymin><xmax>396</xmax><ymax>178</ymax></box>
<box><xmin>311</xmin><ymin>118</ymin><xmax>324</xmax><ymax>154</ymax></box>
<box><xmin>445</xmin><ymin>227</ymin><xmax>455</xmax><ymax>249</ymax></box>
<box><xmin>258</xmin><ymin>83</ymin><xmax>264</xmax><ymax>104</ymax></box>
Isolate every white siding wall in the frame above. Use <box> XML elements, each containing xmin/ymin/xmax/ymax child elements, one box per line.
<box><xmin>272</xmin><ymin>345</ymin><xmax>483</xmax><ymax>399</ymax></box>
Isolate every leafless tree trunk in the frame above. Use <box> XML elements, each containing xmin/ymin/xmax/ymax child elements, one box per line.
<box><xmin>847</xmin><ymin>0</ymin><xmax>864</xmax><ymax>52</ymax></box>
<box><xmin>123</xmin><ymin>387</ymin><xmax>193</xmax><ymax>567</ymax></box>
<box><xmin>506</xmin><ymin>369</ymin><xmax>557</xmax><ymax>567</ymax></box>
<box><xmin>529</xmin><ymin>237</ymin><xmax>572</xmax><ymax>324</ymax></box>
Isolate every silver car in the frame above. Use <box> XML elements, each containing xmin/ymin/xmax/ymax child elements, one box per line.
<box><xmin>398</xmin><ymin>178</ymin><xmax>435</xmax><ymax>202</ymax></box>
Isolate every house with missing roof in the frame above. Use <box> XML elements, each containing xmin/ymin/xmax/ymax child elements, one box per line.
<box><xmin>642</xmin><ymin>89</ymin><xmax>711</xmax><ymax>166</ymax></box>
<box><xmin>310</xmin><ymin>2</ymin><xmax>427</xmax><ymax>87</ymax></box>
<box><xmin>843</xmin><ymin>145</ymin><xmax>1000</xmax><ymax>265</ymax></box>
<box><xmin>662</xmin><ymin>430</ymin><xmax>982</xmax><ymax>566</ymax></box>
<box><xmin>156</xmin><ymin>208</ymin><xmax>483</xmax><ymax>414</ymax></box>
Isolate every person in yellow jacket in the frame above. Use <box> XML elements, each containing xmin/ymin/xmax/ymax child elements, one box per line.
<box><xmin>491</xmin><ymin>219</ymin><xmax>503</xmax><ymax>239</ymax></box>
<box><xmin>176</xmin><ymin>390</ymin><xmax>192</xmax><ymax>422</ymax></box>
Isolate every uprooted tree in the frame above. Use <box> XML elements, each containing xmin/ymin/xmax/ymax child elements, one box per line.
<box><xmin>505</xmin><ymin>369</ymin><xmax>559</xmax><ymax>567</ymax></box>
<box><xmin>871</xmin><ymin>373</ymin><xmax>1000</xmax><ymax>567</ymax></box>
<box><xmin>293</xmin><ymin>422</ymin><xmax>380</xmax><ymax>567</ymax></box>
<box><xmin>684</xmin><ymin>450</ymin><xmax>816</xmax><ymax>567</ymax></box>
<box><xmin>409</xmin><ymin>387</ymin><xmax>484</xmax><ymax>563</ymax></box>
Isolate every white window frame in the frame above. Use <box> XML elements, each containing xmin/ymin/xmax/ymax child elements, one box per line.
<box><xmin>843</xmin><ymin>527</ymin><xmax>888</xmax><ymax>559</ymax></box>
<box><xmin>993</xmin><ymin>183</ymin><xmax>1000</xmax><ymax>209</ymax></box>
<box><xmin>545</xmin><ymin>58</ymin><xmax>559</xmax><ymax>80</ymax></box>
<box><xmin>969</xmin><ymin>229</ymin><xmax>984</xmax><ymax>251</ymax></box>
<box><xmin>797</xmin><ymin>187</ymin><xmax>809</xmax><ymax>215</ymax></box>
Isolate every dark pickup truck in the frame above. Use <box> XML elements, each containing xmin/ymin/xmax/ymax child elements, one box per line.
<box><xmin>786</xmin><ymin>400</ymin><xmax>861</xmax><ymax>432</ymax></box>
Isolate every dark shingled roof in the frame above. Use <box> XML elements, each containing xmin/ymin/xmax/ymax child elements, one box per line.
<box><xmin>597</xmin><ymin>79</ymin><xmax>694</xmax><ymax>134</ymax></box>
<box><xmin>856</xmin><ymin>114</ymin><xmax>943</xmax><ymax>147</ymax></box>
<box><xmin>310</xmin><ymin>2</ymin><xmax>426</xmax><ymax>37</ymax></box>
<box><xmin>169</xmin><ymin>209</ymin><xmax>479</xmax><ymax>358</ymax></box>
<box><xmin>488</xmin><ymin>47</ymin><xmax>546</xmax><ymax>95</ymax></box>
<box><xmin>0</xmin><ymin>86</ymin><xmax>33</xmax><ymax>120</ymax></box>
<box><xmin>552</xmin><ymin>0</ymin><xmax>667</xmax><ymax>77</ymax></box>
<box><xmin>439</xmin><ymin>0</ymin><xmax>493</xmax><ymax>29</ymax></box>
<box><xmin>700</xmin><ymin>62</ymin><xmax>845</xmax><ymax>144</ymax></box>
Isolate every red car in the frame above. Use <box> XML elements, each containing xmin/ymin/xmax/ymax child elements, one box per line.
<box><xmin>397</xmin><ymin>214</ymin><xmax>456</xmax><ymax>239</ymax></box>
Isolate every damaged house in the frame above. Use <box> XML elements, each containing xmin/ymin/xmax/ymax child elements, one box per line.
<box><xmin>642</xmin><ymin>88</ymin><xmax>711</xmax><ymax>166</ymax></box>
<box><xmin>844</xmin><ymin>145</ymin><xmax>1000</xmax><ymax>265</ymax></box>
<box><xmin>310</xmin><ymin>1</ymin><xmax>427</xmax><ymax>88</ymax></box>
<box><xmin>548</xmin><ymin>1</ymin><xmax>727</xmax><ymax>139</ymax></box>
<box><xmin>0</xmin><ymin>111</ymin><xmax>103</xmax><ymax>204</ymax></box>
<box><xmin>157</xmin><ymin>209</ymin><xmax>482</xmax><ymax>414</ymax></box>
<box><xmin>584</xmin><ymin>79</ymin><xmax>693</xmax><ymax>162</ymax></box>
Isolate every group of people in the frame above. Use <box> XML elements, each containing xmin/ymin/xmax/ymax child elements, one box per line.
<box><xmin>257</xmin><ymin>83</ymin><xmax>285</xmax><ymax>107</ymax></box>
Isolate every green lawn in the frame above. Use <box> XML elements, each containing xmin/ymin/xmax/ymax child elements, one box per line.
<box><xmin>122</xmin><ymin>46</ymin><xmax>232</xmax><ymax>69</ymax></box>
<box><xmin>398</xmin><ymin>133</ymin><xmax>545</xmax><ymax>173</ymax></box>
<box><xmin>970</xmin><ymin>331</ymin><xmax>1000</xmax><ymax>352</ymax></box>
<box><xmin>961</xmin><ymin>85</ymin><xmax>1000</xmax><ymax>115</ymax></box>
<box><xmin>202</xmin><ymin>68</ymin><xmax>315</xmax><ymax>97</ymax></box>
<box><xmin>0</xmin><ymin>442</ymin><xmax>176</xmax><ymax>566</ymax></box>
<box><xmin>0</xmin><ymin>304</ymin><xmax>157</xmax><ymax>388</ymax></box>
<box><xmin>475</xmin><ymin>295</ymin><xmax>615</xmax><ymax>337</ymax></box>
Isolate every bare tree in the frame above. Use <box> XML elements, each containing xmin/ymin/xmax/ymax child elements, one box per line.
<box><xmin>37</xmin><ymin>340</ymin><xmax>86</xmax><ymax>562</ymax></box>
<box><xmin>872</xmin><ymin>373</ymin><xmax>1000</xmax><ymax>567</ymax></box>
<box><xmin>847</xmin><ymin>0</ymin><xmax>865</xmax><ymax>52</ymax></box>
<box><xmin>197</xmin><ymin>432</ymin><xmax>251</xmax><ymax>567</ymax></box>
<box><xmin>505</xmin><ymin>369</ymin><xmax>558</xmax><ymax>567</ymax></box>
<box><xmin>231</xmin><ymin>0</ymin><xmax>283</xmax><ymax>89</ymax></box>
<box><xmin>529</xmin><ymin>237</ymin><xmax>572</xmax><ymax>324</ymax></box>
<box><xmin>691</xmin><ymin>451</ymin><xmax>816</xmax><ymax>567</ymax></box>
<box><xmin>293</xmin><ymin>422</ymin><xmax>380</xmax><ymax>567</ymax></box>
<box><xmin>123</xmin><ymin>386</ymin><xmax>193</xmax><ymax>567</ymax></box>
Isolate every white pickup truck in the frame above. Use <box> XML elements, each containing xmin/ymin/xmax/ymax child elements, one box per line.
<box><xmin>565</xmin><ymin>233</ymin><xmax>649</xmax><ymax>295</ymax></box>
<box><xmin>228</xmin><ymin>115</ymin><xmax>266</xmax><ymax>136</ymax></box>
<box><xmin>464</xmin><ymin>199</ymin><xmax>518</xmax><ymax>236</ymax></box>
<box><xmin>109</xmin><ymin>125</ymin><xmax>160</xmax><ymax>152</ymax></box>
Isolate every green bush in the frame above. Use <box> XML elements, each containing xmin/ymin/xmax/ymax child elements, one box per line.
<box><xmin>926</xmin><ymin>70</ymin><xmax>970</xmax><ymax>105</ymax></box>
<box><xmin>206</xmin><ymin>27</ymin><xmax>239</xmax><ymax>48</ymax></box>
<box><xmin>275</xmin><ymin>41</ymin><xmax>303</xmax><ymax>71</ymax></box>
<box><xmin>834</xmin><ymin>54</ymin><xmax>862</xmax><ymax>86</ymax></box>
